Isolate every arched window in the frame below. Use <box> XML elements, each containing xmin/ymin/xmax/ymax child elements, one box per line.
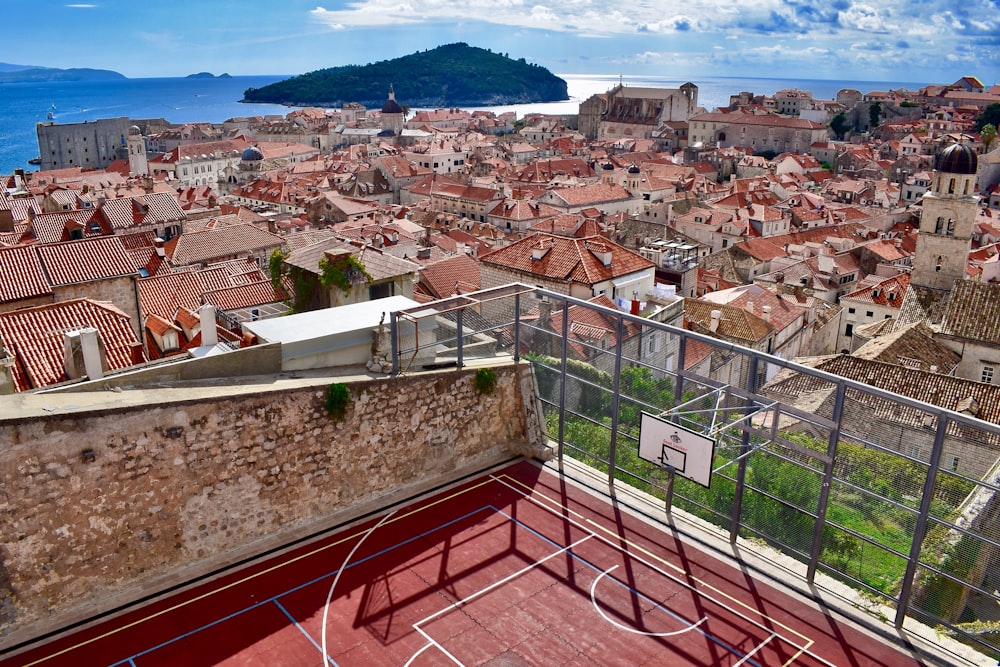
<box><xmin>949</xmin><ymin>178</ymin><xmax>956</xmax><ymax>194</ymax></box>
<box><xmin>936</xmin><ymin>256</ymin><xmax>944</xmax><ymax>272</ymax></box>
<box><xmin>935</xmin><ymin>217</ymin><xmax>944</xmax><ymax>234</ymax></box>
<box><xmin>946</xmin><ymin>219</ymin><xmax>955</xmax><ymax>236</ymax></box>
<box><xmin>964</xmin><ymin>179</ymin><xmax>971</xmax><ymax>195</ymax></box>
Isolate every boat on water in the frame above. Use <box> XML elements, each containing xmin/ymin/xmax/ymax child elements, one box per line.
<box><xmin>46</xmin><ymin>111</ymin><xmax>54</xmax><ymax>120</ymax></box>
<box><xmin>27</xmin><ymin>157</ymin><xmax>41</xmax><ymax>165</ymax></box>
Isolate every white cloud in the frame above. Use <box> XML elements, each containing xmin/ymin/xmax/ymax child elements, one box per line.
<box><xmin>307</xmin><ymin>0</ymin><xmax>1000</xmax><ymax>80</ymax></box>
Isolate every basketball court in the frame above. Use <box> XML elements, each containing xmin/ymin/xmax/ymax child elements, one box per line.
<box><xmin>1</xmin><ymin>459</ymin><xmax>941</xmax><ymax>666</ymax></box>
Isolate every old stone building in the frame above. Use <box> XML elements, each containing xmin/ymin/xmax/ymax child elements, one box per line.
<box><xmin>578</xmin><ymin>83</ymin><xmax>699</xmax><ymax>141</ymax></box>
<box><xmin>911</xmin><ymin>142</ymin><xmax>978</xmax><ymax>291</ymax></box>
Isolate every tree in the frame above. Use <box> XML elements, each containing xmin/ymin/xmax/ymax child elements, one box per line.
<box><xmin>868</xmin><ymin>102</ymin><xmax>882</xmax><ymax>130</ymax></box>
<box><xmin>975</xmin><ymin>103</ymin><xmax>1000</xmax><ymax>132</ymax></box>
<box><xmin>981</xmin><ymin>123</ymin><xmax>997</xmax><ymax>152</ymax></box>
<box><xmin>830</xmin><ymin>112</ymin><xmax>850</xmax><ymax>140</ymax></box>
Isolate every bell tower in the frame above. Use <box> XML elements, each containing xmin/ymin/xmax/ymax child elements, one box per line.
<box><xmin>911</xmin><ymin>143</ymin><xmax>978</xmax><ymax>291</ymax></box>
<box><xmin>126</xmin><ymin>125</ymin><xmax>148</xmax><ymax>176</ymax></box>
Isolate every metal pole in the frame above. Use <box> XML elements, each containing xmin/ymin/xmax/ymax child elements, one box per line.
<box><xmin>456</xmin><ymin>308</ymin><xmax>464</xmax><ymax>369</ymax></box>
<box><xmin>390</xmin><ymin>311</ymin><xmax>399</xmax><ymax>375</ymax></box>
<box><xmin>895</xmin><ymin>413</ymin><xmax>949</xmax><ymax>628</ymax></box>
<box><xmin>664</xmin><ymin>468</ymin><xmax>676</xmax><ymax>514</ymax></box>
<box><xmin>674</xmin><ymin>331</ymin><xmax>687</xmax><ymax>406</ymax></box>
<box><xmin>557</xmin><ymin>299</ymin><xmax>569</xmax><ymax>461</ymax></box>
<box><xmin>513</xmin><ymin>293</ymin><xmax>521</xmax><ymax>363</ymax></box>
<box><xmin>607</xmin><ymin>315</ymin><xmax>625</xmax><ymax>486</ymax></box>
<box><xmin>730</xmin><ymin>353</ymin><xmax>759</xmax><ymax>544</ymax></box>
<box><xmin>808</xmin><ymin>381</ymin><xmax>846</xmax><ymax>582</ymax></box>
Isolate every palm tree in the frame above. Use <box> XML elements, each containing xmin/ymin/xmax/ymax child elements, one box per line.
<box><xmin>981</xmin><ymin>123</ymin><xmax>997</xmax><ymax>152</ymax></box>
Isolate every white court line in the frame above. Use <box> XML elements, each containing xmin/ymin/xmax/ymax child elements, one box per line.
<box><xmin>489</xmin><ymin>473</ymin><xmax>837</xmax><ymax>667</ymax></box>
<box><xmin>320</xmin><ymin>508</ymin><xmax>398</xmax><ymax>666</ymax></box>
<box><xmin>411</xmin><ymin>534</ymin><xmax>594</xmax><ymax>629</ymax></box>
<box><xmin>403</xmin><ymin>639</ymin><xmax>464</xmax><ymax>667</ymax></box>
<box><xmin>734</xmin><ymin>632</ymin><xmax>778</xmax><ymax>666</ymax></box>
<box><xmin>590</xmin><ymin>564</ymin><xmax>707</xmax><ymax>637</ymax></box>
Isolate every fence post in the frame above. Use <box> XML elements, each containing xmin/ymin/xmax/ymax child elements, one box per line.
<box><xmin>513</xmin><ymin>293</ymin><xmax>521</xmax><ymax>363</ymax></box>
<box><xmin>390</xmin><ymin>311</ymin><xmax>399</xmax><ymax>375</ymax></box>
<box><xmin>456</xmin><ymin>308</ymin><xmax>464</xmax><ymax>369</ymax></box>
<box><xmin>674</xmin><ymin>332</ymin><xmax>687</xmax><ymax>407</ymax></box>
<box><xmin>730</xmin><ymin>353</ymin><xmax>759</xmax><ymax>544</ymax></box>
<box><xmin>607</xmin><ymin>315</ymin><xmax>625</xmax><ymax>486</ymax></box>
<box><xmin>557</xmin><ymin>300</ymin><xmax>569</xmax><ymax>461</ymax></box>
<box><xmin>808</xmin><ymin>381</ymin><xmax>846</xmax><ymax>582</ymax></box>
<box><xmin>895</xmin><ymin>413</ymin><xmax>949</xmax><ymax>628</ymax></box>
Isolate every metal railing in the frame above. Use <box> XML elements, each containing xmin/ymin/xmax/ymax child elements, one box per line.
<box><xmin>389</xmin><ymin>283</ymin><xmax>1000</xmax><ymax>659</ymax></box>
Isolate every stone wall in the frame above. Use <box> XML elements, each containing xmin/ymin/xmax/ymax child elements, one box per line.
<box><xmin>0</xmin><ymin>363</ymin><xmax>545</xmax><ymax>646</ymax></box>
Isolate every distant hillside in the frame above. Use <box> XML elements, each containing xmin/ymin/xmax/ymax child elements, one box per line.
<box><xmin>0</xmin><ymin>66</ymin><xmax>125</xmax><ymax>83</ymax></box>
<box><xmin>187</xmin><ymin>72</ymin><xmax>232</xmax><ymax>79</ymax></box>
<box><xmin>241</xmin><ymin>43</ymin><xmax>568</xmax><ymax>108</ymax></box>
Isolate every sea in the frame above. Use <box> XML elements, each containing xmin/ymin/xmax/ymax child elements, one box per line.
<box><xmin>0</xmin><ymin>73</ymin><xmax>926</xmax><ymax>175</ymax></box>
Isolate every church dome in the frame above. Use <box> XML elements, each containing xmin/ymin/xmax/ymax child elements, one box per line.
<box><xmin>936</xmin><ymin>143</ymin><xmax>978</xmax><ymax>175</ymax></box>
<box><xmin>128</xmin><ymin>125</ymin><xmax>142</xmax><ymax>135</ymax></box>
<box><xmin>241</xmin><ymin>146</ymin><xmax>264</xmax><ymax>162</ymax></box>
<box><xmin>382</xmin><ymin>97</ymin><xmax>404</xmax><ymax>115</ymax></box>
<box><xmin>602</xmin><ymin>161</ymin><xmax>615</xmax><ymax>171</ymax></box>
<box><xmin>627</xmin><ymin>163</ymin><xmax>641</xmax><ymax>174</ymax></box>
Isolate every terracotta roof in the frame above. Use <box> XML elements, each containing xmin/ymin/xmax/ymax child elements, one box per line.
<box><xmin>202</xmin><ymin>280</ymin><xmax>286</xmax><ymax>311</ymax></box>
<box><xmin>842</xmin><ymin>273</ymin><xmax>910</xmax><ymax>308</ymax></box>
<box><xmin>165</xmin><ymin>223</ymin><xmax>283</xmax><ymax>266</ymax></box>
<box><xmin>544</xmin><ymin>183</ymin><xmax>633</xmax><ymax>207</ymax></box>
<box><xmin>683</xmin><ymin>298</ymin><xmax>773</xmax><ymax>343</ymax></box>
<box><xmin>765</xmin><ymin>355</ymin><xmax>1000</xmax><ymax>427</ymax></box>
<box><xmin>419</xmin><ymin>254</ymin><xmax>481</xmax><ymax>299</ymax></box>
<box><xmin>479</xmin><ymin>233</ymin><xmax>653</xmax><ymax>285</ymax></box>
<box><xmin>36</xmin><ymin>236</ymin><xmax>139</xmax><ymax>286</ymax></box>
<box><xmin>0</xmin><ymin>298</ymin><xmax>141</xmax><ymax>391</ymax></box>
<box><xmin>138</xmin><ymin>259</ymin><xmax>267</xmax><ymax>318</ymax></box>
<box><xmin>99</xmin><ymin>192</ymin><xmax>186</xmax><ymax>231</ymax></box>
<box><xmin>0</xmin><ymin>245</ymin><xmax>52</xmax><ymax>304</ymax></box>
<box><xmin>852</xmin><ymin>321</ymin><xmax>960</xmax><ymax>373</ymax></box>
<box><xmin>940</xmin><ymin>280</ymin><xmax>1000</xmax><ymax>345</ymax></box>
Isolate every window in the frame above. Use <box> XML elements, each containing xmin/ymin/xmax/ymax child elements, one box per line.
<box><xmin>848</xmin><ymin>307</ymin><xmax>856</xmax><ymax>314</ymax></box>
<box><xmin>951</xmin><ymin>457</ymin><xmax>960</xmax><ymax>472</ymax></box>
<box><xmin>983</xmin><ymin>366</ymin><xmax>995</xmax><ymax>384</ymax></box>
<box><xmin>845</xmin><ymin>323</ymin><xmax>854</xmax><ymax>337</ymax></box>
<box><xmin>866</xmin><ymin>311</ymin><xmax>874</xmax><ymax>318</ymax></box>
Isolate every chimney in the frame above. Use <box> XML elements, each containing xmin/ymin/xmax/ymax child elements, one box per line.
<box><xmin>762</xmin><ymin>305</ymin><xmax>771</xmax><ymax>322</ymax></box>
<box><xmin>709</xmin><ymin>309</ymin><xmax>722</xmax><ymax>333</ymax></box>
<box><xmin>63</xmin><ymin>328</ymin><xmax>105</xmax><ymax>380</ymax></box>
<box><xmin>199</xmin><ymin>305</ymin><xmax>218</xmax><ymax>347</ymax></box>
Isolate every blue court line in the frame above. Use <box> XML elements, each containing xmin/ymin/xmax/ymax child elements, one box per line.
<box><xmin>108</xmin><ymin>500</ymin><xmax>765</xmax><ymax>667</ymax></box>
<box><xmin>105</xmin><ymin>506</ymin><xmax>494</xmax><ymax>666</ymax></box>
<box><xmin>273</xmin><ymin>599</ymin><xmax>338</xmax><ymax>666</ymax></box>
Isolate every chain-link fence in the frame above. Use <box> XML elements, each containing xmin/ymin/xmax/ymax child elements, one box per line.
<box><xmin>390</xmin><ymin>284</ymin><xmax>1000</xmax><ymax>659</ymax></box>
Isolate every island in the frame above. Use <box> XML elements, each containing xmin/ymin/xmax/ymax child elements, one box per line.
<box><xmin>186</xmin><ymin>72</ymin><xmax>232</xmax><ymax>79</ymax></box>
<box><xmin>0</xmin><ymin>64</ymin><xmax>125</xmax><ymax>83</ymax></box>
<box><xmin>241</xmin><ymin>43</ymin><xmax>568</xmax><ymax>108</ymax></box>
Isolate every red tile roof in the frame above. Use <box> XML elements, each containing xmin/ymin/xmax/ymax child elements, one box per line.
<box><xmin>0</xmin><ymin>245</ymin><xmax>52</xmax><ymax>304</ymax></box>
<box><xmin>480</xmin><ymin>233</ymin><xmax>653</xmax><ymax>285</ymax></box>
<box><xmin>36</xmin><ymin>236</ymin><xmax>139</xmax><ymax>286</ymax></box>
<box><xmin>0</xmin><ymin>298</ymin><xmax>142</xmax><ymax>391</ymax></box>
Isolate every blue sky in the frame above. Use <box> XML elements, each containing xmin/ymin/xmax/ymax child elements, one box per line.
<box><xmin>4</xmin><ymin>1</ymin><xmax>999</xmax><ymax>84</ymax></box>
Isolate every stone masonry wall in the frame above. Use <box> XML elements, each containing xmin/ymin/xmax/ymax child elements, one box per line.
<box><xmin>0</xmin><ymin>363</ymin><xmax>543</xmax><ymax>645</ymax></box>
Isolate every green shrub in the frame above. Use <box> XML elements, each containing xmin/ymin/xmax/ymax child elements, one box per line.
<box><xmin>474</xmin><ymin>368</ymin><xmax>497</xmax><ymax>395</ymax></box>
<box><xmin>325</xmin><ymin>383</ymin><xmax>351</xmax><ymax>420</ymax></box>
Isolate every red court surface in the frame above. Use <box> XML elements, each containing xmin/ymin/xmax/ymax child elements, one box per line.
<box><xmin>2</xmin><ymin>460</ymin><xmax>938</xmax><ymax>666</ymax></box>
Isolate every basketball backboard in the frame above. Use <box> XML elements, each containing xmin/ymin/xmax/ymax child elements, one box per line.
<box><xmin>638</xmin><ymin>412</ymin><xmax>716</xmax><ymax>488</ymax></box>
